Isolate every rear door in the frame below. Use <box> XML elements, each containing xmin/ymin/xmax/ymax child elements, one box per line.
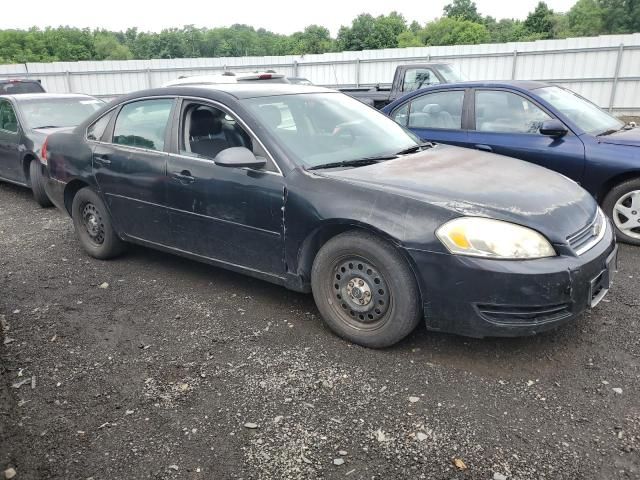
<box><xmin>467</xmin><ymin>89</ymin><xmax>586</xmax><ymax>181</ymax></box>
<box><xmin>165</xmin><ymin>99</ymin><xmax>286</xmax><ymax>276</ymax></box>
<box><xmin>389</xmin><ymin>89</ymin><xmax>469</xmax><ymax>146</ymax></box>
<box><xmin>92</xmin><ymin>98</ymin><xmax>175</xmax><ymax>244</ymax></box>
<box><xmin>0</xmin><ymin>99</ymin><xmax>23</xmax><ymax>182</ymax></box>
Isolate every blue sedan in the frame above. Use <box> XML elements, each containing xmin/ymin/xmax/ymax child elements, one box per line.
<box><xmin>382</xmin><ymin>81</ymin><xmax>640</xmax><ymax>245</ymax></box>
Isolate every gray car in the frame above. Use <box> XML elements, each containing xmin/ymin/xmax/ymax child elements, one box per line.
<box><xmin>0</xmin><ymin>93</ymin><xmax>104</xmax><ymax>206</ymax></box>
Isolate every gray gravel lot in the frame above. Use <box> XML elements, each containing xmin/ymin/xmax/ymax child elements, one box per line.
<box><xmin>1</xmin><ymin>181</ymin><xmax>639</xmax><ymax>479</ymax></box>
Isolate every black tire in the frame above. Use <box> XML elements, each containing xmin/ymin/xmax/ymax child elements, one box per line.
<box><xmin>311</xmin><ymin>231</ymin><xmax>422</xmax><ymax>348</ymax></box>
<box><xmin>29</xmin><ymin>159</ymin><xmax>52</xmax><ymax>208</ymax></box>
<box><xmin>71</xmin><ymin>187</ymin><xmax>126</xmax><ymax>259</ymax></box>
<box><xmin>602</xmin><ymin>178</ymin><xmax>640</xmax><ymax>246</ymax></box>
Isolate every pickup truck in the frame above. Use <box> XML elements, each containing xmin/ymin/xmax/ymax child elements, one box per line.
<box><xmin>339</xmin><ymin>63</ymin><xmax>465</xmax><ymax>109</ymax></box>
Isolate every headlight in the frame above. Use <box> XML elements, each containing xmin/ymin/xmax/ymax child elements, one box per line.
<box><xmin>436</xmin><ymin>217</ymin><xmax>556</xmax><ymax>259</ymax></box>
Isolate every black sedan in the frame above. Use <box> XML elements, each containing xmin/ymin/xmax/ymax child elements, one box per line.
<box><xmin>44</xmin><ymin>84</ymin><xmax>616</xmax><ymax>348</ymax></box>
<box><xmin>0</xmin><ymin>93</ymin><xmax>103</xmax><ymax>206</ymax></box>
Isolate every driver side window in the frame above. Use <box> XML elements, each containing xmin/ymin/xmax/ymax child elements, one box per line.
<box><xmin>402</xmin><ymin>69</ymin><xmax>441</xmax><ymax>93</ymax></box>
<box><xmin>475</xmin><ymin>90</ymin><xmax>551</xmax><ymax>134</ymax></box>
<box><xmin>0</xmin><ymin>101</ymin><xmax>18</xmax><ymax>133</ymax></box>
<box><xmin>180</xmin><ymin>103</ymin><xmax>276</xmax><ymax>172</ymax></box>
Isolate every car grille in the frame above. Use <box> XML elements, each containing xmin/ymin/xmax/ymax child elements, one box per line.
<box><xmin>567</xmin><ymin>210</ymin><xmax>606</xmax><ymax>255</ymax></box>
<box><xmin>476</xmin><ymin>303</ymin><xmax>572</xmax><ymax>325</ymax></box>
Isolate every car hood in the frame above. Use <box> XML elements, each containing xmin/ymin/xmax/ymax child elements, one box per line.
<box><xmin>597</xmin><ymin>127</ymin><xmax>640</xmax><ymax>147</ymax></box>
<box><xmin>316</xmin><ymin>145</ymin><xmax>596</xmax><ymax>244</ymax></box>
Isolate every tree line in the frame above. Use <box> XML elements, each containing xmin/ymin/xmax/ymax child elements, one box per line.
<box><xmin>1</xmin><ymin>0</ymin><xmax>639</xmax><ymax>64</ymax></box>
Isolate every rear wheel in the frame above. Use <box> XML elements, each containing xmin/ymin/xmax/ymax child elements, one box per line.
<box><xmin>311</xmin><ymin>231</ymin><xmax>422</xmax><ymax>348</ymax></box>
<box><xmin>71</xmin><ymin>187</ymin><xmax>125</xmax><ymax>259</ymax></box>
<box><xmin>602</xmin><ymin>178</ymin><xmax>640</xmax><ymax>245</ymax></box>
<box><xmin>29</xmin><ymin>159</ymin><xmax>52</xmax><ymax>207</ymax></box>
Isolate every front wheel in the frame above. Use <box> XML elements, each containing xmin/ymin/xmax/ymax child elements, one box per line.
<box><xmin>311</xmin><ymin>231</ymin><xmax>422</xmax><ymax>348</ymax></box>
<box><xmin>71</xmin><ymin>187</ymin><xmax>126</xmax><ymax>259</ymax></box>
<box><xmin>29</xmin><ymin>159</ymin><xmax>52</xmax><ymax>207</ymax></box>
<box><xmin>602</xmin><ymin>178</ymin><xmax>640</xmax><ymax>245</ymax></box>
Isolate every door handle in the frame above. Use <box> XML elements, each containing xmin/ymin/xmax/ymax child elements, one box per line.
<box><xmin>475</xmin><ymin>144</ymin><xmax>493</xmax><ymax>153</ymax></box>
<box><xmin>171</xmin><ymin>170</ymin><xmax>195</xmax><ymax>184</ymax></box>
<box><xmin>94</xmin><ymin>154</ymin><xmax>111</xmax><ymax>166</ymax></box>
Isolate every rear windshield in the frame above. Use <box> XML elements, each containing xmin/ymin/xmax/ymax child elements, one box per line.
<box><xmin>19</xmin><ymin>97</ymin><xmax>104</xmax><ymax>129</ymax></box>
<box><xmin>0</xmin><ymin>81</ymin><xmax>45</xmax><ymax>94</ymax></box>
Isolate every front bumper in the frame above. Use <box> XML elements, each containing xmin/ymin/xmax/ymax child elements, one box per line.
<box><xmin>407</xmin><ymin>225</ymin><xmax>617</xmax><ymax>338</ymax></box>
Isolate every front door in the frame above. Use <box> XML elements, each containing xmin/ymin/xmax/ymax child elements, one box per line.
<box><xmin>0</xmin><ymin>100</ymin><xmax>22</xmax><ymax>182</ymax></box>
<box><xmin>166</xmin><ymin>101</ymin><xmax>285</xmax><ymax>276</ymax></box>
<box><xmin>92</xmin><ymin>98</ymin><xmax>175</xmax><ymax>244</ymax></box>
<box><xmin>389</xmin><ymin>89</ymin><xmax>469</xmax><ymax>146</ymax></box>
<box><xmin>467</xmin><ymin>89</ymin><xmax>586</xmax><ymax>182</ymax></box>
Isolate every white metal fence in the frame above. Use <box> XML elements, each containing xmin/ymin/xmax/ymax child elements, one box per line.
<box><xmin>1</xmin><ymin>33</ymin><xmax>640</xmax><ymax>115</ymax></box>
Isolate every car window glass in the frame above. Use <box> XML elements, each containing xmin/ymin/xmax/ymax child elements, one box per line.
<box><xmin>180</xmin><ymin>103</ymin><xmax>275</xmax><ymax>171</ymax></box>
<box><xmin>0</xmin><ymin>101</ymin><xmax>19</xmax><ymax>133</ymax></box>
<box><xmin>407</xmin><ymin>91</ymin><xmax>464</xmax><ymax>130</ymax></box>
<box><xmin>113</xmin><ymin>99</ymin><xmax>173</xmax><ymax>151</ymax></box>
<box><xmin>475</xmin><ymin>90</ymin><xmax>551</xmax><ymax>134</ymax></box>
<box><xmin>243</xmin><ymin>93</ymin><xmax>419</xmax><ymax>168</ymax></box>
<box><xmin>392</xmin><ymin>103</ymin><xmax>409</xmax><ymax>126</ymax></box>
<box><xmin>87</xmin><ymin>110</ymin><xmax>115</xmax><ymax>141</ymax></box>
<box><xmin>402</xmin><ymin>69</ymin><xmax>441</xmax><ymax>93</ymax></box>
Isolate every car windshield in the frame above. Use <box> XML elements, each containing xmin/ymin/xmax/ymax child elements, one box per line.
<box><xmin>535</xmin><ymin>86</ymin><xmax>624</xmax><ymax>135</ymax></box>
<box><xmin>243</xmin><ymin>92</ymin><xmax>419</xmax><ymax>168</ymax></box>
<box><xmin>435</xmin><ymin>64</ymin><xmax>467</xmax><ymax>83</ymax></box>
<box><xmin>19</xmin><ymin>97</ymin><xmax>104</xmax><ymax>129</ymax></box>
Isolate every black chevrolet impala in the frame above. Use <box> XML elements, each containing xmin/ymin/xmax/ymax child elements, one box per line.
<box><xmin>43</xmin><ymin>84</ymin><xmax>617</xmax><ymax>348</ymax></box>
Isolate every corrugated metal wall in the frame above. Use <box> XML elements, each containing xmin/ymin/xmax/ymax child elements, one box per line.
<box><xmin>2</xmin><ymin>33</ymin><xmax>639</xmax><ymax>115</ymax></box>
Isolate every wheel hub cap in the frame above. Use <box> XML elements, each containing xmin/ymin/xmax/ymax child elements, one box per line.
<box><xmin>333</xmin><ymin>259</ymin><xmax>390</xmax><ymax>324</ymax></box>
<box><xmin>613</xmin><ymin>190</ymin><xmax>640</xmax><ymax>240</ymax></box>
<box><xmin>82</xmin><ymin>203</ymin><xmax>105</xmax><ymax>244</ymax></box>
<box><xmin>346</xmin><ymin>277</ymin><xmax>372</xmax><ymax>306</ymax></box>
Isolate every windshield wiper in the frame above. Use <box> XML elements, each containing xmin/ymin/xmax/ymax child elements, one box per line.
<box><xmin>395</xmin><ymin>142</ymin><xmax>434</xmax><ymax>155</ymax></box>
<box><xmin>307</xmin><ymin>155</ymin><xmax>397</xmax><ymax>171</ymax></box>
<box><xmin>32</xmin><ymin>125</ymin><xmax>60</xmax><ymax>129</ymax></box>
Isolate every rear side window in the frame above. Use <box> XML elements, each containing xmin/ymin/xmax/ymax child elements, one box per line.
<box><xmin>402</xmin><ymin>69</ymin><xmax>441</xmax><ymax>93</ymax></box>
<box><xmin>0</xmin><ymin>100</ymin><xmax>18</xmax><ymax>133</ymax></box>
<box><xmin>475</xmin><ymin>90</ymin><xmax>551</xmax><ymax>134</ymax></box>
<box><xmin>0</xmin><ymin>81</ymin><xmax>45</xmax><ymax>94</ymax></box>
<box><xmin>87</xmin><ymin>111</ymin><xmax>115</xmax><ymax>141</ymax></box>
<box><xmin>405</xmin><ymin>91</ymin><xmax>465</xmax><ymax>130</ymax></box>
<box><xmin>113</xmin><ymin>99</ymin><xmax>173</xmax><ymax>151</ymax></box>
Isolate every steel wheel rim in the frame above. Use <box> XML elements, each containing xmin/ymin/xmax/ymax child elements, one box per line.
<box><xmin>613</xmin><ymin>190</ymin><xmax>640</xmax><ymax>240</ymax></box>
<box><xmin>82</xmin><ymin>202</ymin><xmax>105</xmax><ymax>245</ymax></box>
<box><xmin>330</xmin><ymin>256</ymin><xmax>391</xmax><ymax>331</ymax></box>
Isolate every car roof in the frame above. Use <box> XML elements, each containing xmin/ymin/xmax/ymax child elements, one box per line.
<box><xmin>133</xmin><ymin>83</ymin><xmax>335</xmax><ymax>100</ymax></box>
<box><xmin>3</xmin><ymin>93</ymin><xmax>98</xmax><ymax>102</ymax></box>
<box><xmin>0</xmin><ymin>78</ymin><xmax>41</xmax><ymax>83</ymax></box>
<box><xmin>423</xmin><ymin>80</ymin><xmax>551</xmax><ymax>91</ymax></box>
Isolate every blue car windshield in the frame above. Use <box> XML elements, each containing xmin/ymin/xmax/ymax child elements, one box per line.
<box><xmin>535</xmin><ymin>86</ymin><xmax>624</xmax><ymax>135</ymax></box>
<box><xmin>243</xmin><ymin>92</ymin><xmax>419</xmax><ymax>168</ymax></box>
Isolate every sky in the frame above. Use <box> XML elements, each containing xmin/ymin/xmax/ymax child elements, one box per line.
<box><xmin>0</xmin><ymin>0</ymin><xmax>578</xmax><ymax>35</ymax></box>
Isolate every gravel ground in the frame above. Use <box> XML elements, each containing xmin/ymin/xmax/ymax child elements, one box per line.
<box><xmin>1</xmin><ymin>181</ymin><xmax>639</xmax><ymax>480</ymax></box>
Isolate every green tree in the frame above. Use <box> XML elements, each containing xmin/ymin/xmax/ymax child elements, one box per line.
<box><xmin>523</xmin><ymin>2</ymin><xmax>557</xmax><ymax>39</ymax></box>
<box><xmin>443</xmin><ymin>0</ymin><xmax>482</xmax><ymax>23</ymax></box>
<box><xmin>397</xmin><ymin>31</ymin><xmax>423</xmax><ymax>47</ymax></box>
<box><xmin>598</xmin><ymin>0</ymin><xmax>640</xmax><ymax>34</ymax></box>
<box><xmin>337</xmin><ymin>12</ymin><xmax>408</xmax><ymax>51</ymax></box>
<box><xmin>421</xmin><ymin>17</ymin><xmax>490</xmax><ymax>46</ymax></box>
<box><xmin>94</xmin><ymin>33</ymin><xmax>133</xmax><ymax>60</ymax></box>
<box><xmin>292</xmin><ymin>25</ymin><xmax>334</xmax><ymax>54</ymax></box>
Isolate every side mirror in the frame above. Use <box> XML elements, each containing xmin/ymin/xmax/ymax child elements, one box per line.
<box><xmin>540</xmin><ymin>119</ymin><xmax>568</xmax><ymax>138</ymax></box>
<box><xmin>214</xmin><ymin>147</ymin><xmax>266</xmax><ymax>169</ymax></box>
